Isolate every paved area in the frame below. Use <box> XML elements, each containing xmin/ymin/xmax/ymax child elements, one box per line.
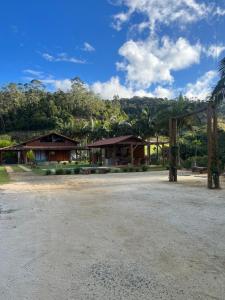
<box><xmin>0</xmin><ymin>171</ymin><xmax>225</xmax><ymax>299</ymax></box>
<box><xmin>18</xmin><ymin>165</ymin><xmax>32</xmax><ymax>172</ymax></box>
<box><xmin>5</xmin><ymin>165</ymin><xmax>13</xmax><ymax>173</ymax></box>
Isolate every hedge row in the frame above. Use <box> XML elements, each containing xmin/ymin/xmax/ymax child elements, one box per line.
<box><xmin>45</xmin><ymin>165</ymin><xmax>150</xmax><ymax>175</ymax></box>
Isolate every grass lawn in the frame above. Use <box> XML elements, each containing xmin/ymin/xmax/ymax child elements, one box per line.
<box><xmin>11</xmin><ymin>165</ymin><xmax>25</xmax><ymax>172</ymax></box>
<box><xmin>0</xmin><ymin>166</ymin><xmax>10</xmax><ymax>184</ymax></box>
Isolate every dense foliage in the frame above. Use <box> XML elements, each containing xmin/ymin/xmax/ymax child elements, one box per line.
<box><xmin>0</xmin><ymin>73</ymin><xmax>225</xmax><ymax>168</ymax></box>
<box><xmin>0</xmin><ymin>78</ymin><xmax>212</xmax><ymax>141</ymax></box>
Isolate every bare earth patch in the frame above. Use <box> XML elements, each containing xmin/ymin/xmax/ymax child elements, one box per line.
<box><xmin>0</xmin><ymin>171</ymin><xmax>225</xmax><ymax>299</ymax></box>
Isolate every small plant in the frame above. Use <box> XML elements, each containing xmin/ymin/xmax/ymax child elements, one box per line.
<box><xmin>26</xmin><ymin>150</ymin><xmax>35</xmax><ymax>164</ymax></box>
<box><xmin>123</xmin><ymin>167</ymin><xmax>128</xmax><ymax>172</ymax></box>
<box><xmin>112</xmin><ymin>168</ymin><xmax>120</xmax><ymax>173</ymax></box>
<box><xmin>45</xmin><ymin>169</ymin><xmax>52</xmax><ymax>175</ymax></box>
<box><xmin>128</xmin><ymin>166</ymin><xmax>135</xmax><ymax>172</ymax></box>
<box><xmin>74</xmin><ymin>168</ymin><xmax>80</xmax><ymax>174</ymax></box>
<box><xmin>141</xmin><ymin>165</ymin><xmax>149</xmax><ymax>172</ymax></box>
<box><xmin>135</xmin><ymin>167</ymin><xmax>141</xmax><ymax>172</ymax></box>
<box><xmin>65</xmin><ymin>169</ymin><xmax>72</xmax><ymax>175</ymax></box>
<box><xmin>55</xmin><ymin>168</ymin><xmax>64</xmax><ymax>175</ymax></box>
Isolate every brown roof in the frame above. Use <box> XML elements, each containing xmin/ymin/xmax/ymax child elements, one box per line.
<box><xmin>0</xmin><ymin>132</ymin><xmax>79</xmax><ymax>151</ymax></box>
<box><xmin>88</xmin><ymin>135</ymin><xmax>147</xmax><ymax>148</ymax></box>
<box><xmin>18</xmin><ymin>132</ymin><xmax>79</xmax><ymax>146</ymax></box>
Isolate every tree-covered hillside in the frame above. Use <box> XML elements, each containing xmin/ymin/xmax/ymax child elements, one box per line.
<box><xmin>1</xmin><ymin>77</ymin><xmax>218</xmax><ymax>142</ymax></box>
<box><xmin>1</xmin><ymin>75</ymin><xmax>225</xmax><ymax>167</ymax></box>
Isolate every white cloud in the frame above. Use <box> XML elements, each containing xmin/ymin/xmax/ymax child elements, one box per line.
<box><xmin>42</xmin><ymin>52</ymin><xmax>86</xmax><ymax>64</ymax></box>
<box><xmin>91</xmin><ymin>76</ymin><xmax>154</xmax><ymax>99</ymax></box>
<box><xmin>214</xmin><ymin>6</ymin><xmax>225</xmax><ymax>16</ymax></box>
<box><xmin>204</xmin><ymin>44</ymin><xmax>225</xmax><ymax>59</ymax></box>
<box><xmin>117</xmin><ymin>36</ymin><xmax>202</xmax><ymax>89</ymax></box>
<box><xmin>23</xmin><ymin>69</ymin><xmax>44</xmax><ymax>78</ymax></box>
<box><xmin>112</xmin><ymin>0</ymin><xmax>225</xmax><ymax>33</ymax></box>
<box><xmin>91</xmin><ymin>76</ymin><xmax>176</xmax><ymax>99</ymax></box>
<box><xmin>185</xmin><ymin>70</ymin><xmax>218</xmax><ymax>100</ymax></box>
<box><xmin>83</xmin><ymin>42</ymin><xmax>95</xmax><ymax>52</ymax></box>
<box><xmin>44</xmin><ymin>79</ymin><xmax>72</xmax><ymax>91</ymax></box>
<box><xmin>153</xmin><ymin>86</ymin><xmax>175</xmax><ymax>99</ymax></box>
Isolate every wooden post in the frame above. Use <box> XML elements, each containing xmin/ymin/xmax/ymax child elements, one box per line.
<box><xmin>162</xmin><ymin>143</ymin><xmax>165</xmax><ymax>166</ymax></box>
<box><xmin>207</xmin><ymin>103</ymin><xmax>213</xmax><ymax>189</ymax></box>
<box><xmin>130</xmin><ymin>144</ymin><xmax>134</xmax><ymax>165</ymax></box>
<box><xmin>169</xmin><ymin>118</ymin><xmax>178</xmax><ymax>182</ymax></box>
<box><xmin>207</xmin><ymin>102</ymin><xmax>220</xmax><ymax>189</ymax></box>
<box><xmin>147</xmin><ymin>144</ymin><xmax>151</xmax><ymax>165</ymax></box>
<box><xmin>112</xmin><ymin>145</ymin><xmax>116</xmax><ymax>165</ymax></box>
<box><xmin>213</xmin><ymin>107</ymin><xmax>220</xmax><ymax>189</ymax></box>
<box><xmin>156</xmin><ymin>135</ymin><xmax>159</xmax><ymax>163</ymax></box>
<box><xmin>100</xmin><ymin>148</ymin><xmax>102</xmax><ymax>165</ymax></box>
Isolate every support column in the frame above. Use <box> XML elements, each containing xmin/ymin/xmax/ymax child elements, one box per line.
<box><xmin>207</xmin><ymin>102</ymin><xmax>220</xmax><ymax>189</ymax></box>
<box><xmin>147</xmin><ymin>144</ymin><xmax>151</xmax><ymax>165</ymax></box>
<box><xmin>130</xmin><ymin>144</ymin><xmax>134</xmax><ymax>165</ymax></box>
<box><xmin>162</xmin><ymin>143</ymin><xmax>165</xmax><ymax>166</ymax></box>
<box><xmin>169</xmin><ymin>118</ymin><xmax>178</xmax><ymax>182</ymax></box>
<box><xmin>156</xmin><ymin>135</ymin><xmax>159</xmax><ymax>163</ymax></box>
<box><xmin>112</xmin><ymin>145</ymin><xmax>116</xmax><ymax>165</ymax></box>
<box><xmin>17</xmin><ymin>151</ymin><xmax>21</xmax><ymax>164</ymax></box>
<box><xmin>0</xmin><ymin>151</ymin><xmax>2</xmax><ymax>165</ymax></box>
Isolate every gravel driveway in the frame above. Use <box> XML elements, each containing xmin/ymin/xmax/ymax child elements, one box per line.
<box><xmin>0</xmin><ymin>171</ymin><xmax>225</xmax><ymax>299</ymax></box>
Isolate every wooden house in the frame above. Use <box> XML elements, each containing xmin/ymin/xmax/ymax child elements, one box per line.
<box><xmin>88</xmin><ymin>135</ymin><xmax>148</xmax><ymax>166</ymax></box>
<box><xmin>0</xmin><ymin>132</ymin><xmax>79</xmax><ymax>164</ymax></box>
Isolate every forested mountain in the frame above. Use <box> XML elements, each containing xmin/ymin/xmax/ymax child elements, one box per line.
<box><xmin>0</xmin><ymin>77</ymin><xmax>224</xmax><ymax>144</ymax></box>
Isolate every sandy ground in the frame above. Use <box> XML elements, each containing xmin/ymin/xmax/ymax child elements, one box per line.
<box><xmin>0</xmin><ymin>171</ymin><xmax>225</xmax><ymax>300</ymax></box>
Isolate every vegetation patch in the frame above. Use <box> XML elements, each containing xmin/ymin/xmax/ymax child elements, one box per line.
<box><xmin>0</xmin><ymin>166</ymin><xmax>10</xmax><ymax>184</ymax></box>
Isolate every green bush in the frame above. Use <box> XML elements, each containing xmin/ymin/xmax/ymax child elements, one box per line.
<box><xmin>128</xmin><ymin>166</ymin><xmax>135</xmax><ymax>172</ymax></box>
<box><xmin>45</xmin><ymin>169</ymin><xmax>52</xmax><ymax>175</ymax></box>
<box><xmin>55</xmin><ymin>168</ymin><xmax>64</xmax><ymax>175</ymax></box>
<box><xmin>182</xmin><ymin>156</ymin><xmax>208</xmax><ymax>169</ymax></box>
<box><xmin>26</xmin><ymin>150</ymin><xmax>35</xmax><ymax>163</ymax></box>
<box><xmin>122</xmin><ymin>167</ymin><xmax>128</xmax><ymax>172</ymax></box>
<box><xmin>141</xmin><ymin>165</ymin><xmax>149</xmax><ymax>172</ymax></box>
<box><xmin>65</xmin><ymin>169</ymin><xmax>72</xmax><ymax>175</ymax></box>
<box><xmin>73</xmin><ymin>168</ymin><xmax>80</xmax><ymax>174</ymax></box>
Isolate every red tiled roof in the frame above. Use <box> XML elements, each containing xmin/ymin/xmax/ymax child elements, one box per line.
<box><xmin>88</xmin><ymin>135</ymin><xmax>147</xmax><ymax>147</ymax></box>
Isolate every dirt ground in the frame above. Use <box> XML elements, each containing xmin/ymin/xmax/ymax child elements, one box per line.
<box><xmin>0</xmin><ymin>171</ymin><xmax>225</xmax><ymax>300</ymax></box>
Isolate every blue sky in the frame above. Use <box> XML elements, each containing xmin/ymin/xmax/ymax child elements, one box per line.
<box><xmin>1</xmin><ymin>0</ymin><xmax>225</xmax><ymax>99</ymax></box>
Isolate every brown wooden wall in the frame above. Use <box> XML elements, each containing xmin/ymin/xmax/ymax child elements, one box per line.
<box><xmin>47</xmin><ymin>150</ymin><xmax>70</xmax><ymax>161</ymax></box>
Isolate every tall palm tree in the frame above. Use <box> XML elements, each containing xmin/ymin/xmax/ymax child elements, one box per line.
<box><xmin>212</xmin><ymin>57</ymin><xmax>225</xmax><ymax>105</ymax></box>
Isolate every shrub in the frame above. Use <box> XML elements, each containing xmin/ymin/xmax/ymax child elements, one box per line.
<box><xmin>26</xmin><ymin>150</ymin><xmax>35</xmax><ymax>163</ymax></box>
<box><xmin>128</xmin><ymin>166</ymin><xmax>135</xmax><ymax>172</ymax></box>
<box><xmin>141</xmin><ymin>165</ymin><xmax>149</xmax><ymax>172</ymax></box>
<box><xmin>65</xmin><ymin>169</ymin><xmax>72</xmax><ymax>175</ymax></box>
<box><xmin>182</xmin><ymin>156</ymin><xmax>208</xmax><ymax>169</ymax></box>
<box><xmin>73</xmin><ymin>168</ymin><xmax>80</xmax><ymax>174</ymax></box>
<box><xmin>45</xmin><ymin>169</ymin><xmax>52</xmax><ymax>175</ymax></box>
<box><xmin>135</xmin><ymin>167</ymin><xmax>141</xmax><ymax>172</ymax></box>
<box><xmin>122</xmin><ymin>167</ymin><xmax>128</xmax><ymax>172</ymax></box>
<box><xmin>55</xmin><ymin>168</ymin><xmax>64</xmax><ymax>175</ymax></box>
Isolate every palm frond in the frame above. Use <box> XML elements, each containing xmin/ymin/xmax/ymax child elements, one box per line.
<box><xmin>219</xmin><ymin>57</ymin><xmax>225</xmax><ymax>78</ymax></box>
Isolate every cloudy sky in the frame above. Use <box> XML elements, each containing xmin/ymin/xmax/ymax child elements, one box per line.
<box><xmin>1</xmin><ymin>0</ymin><xmax>225</xmax><ymax>100</ymax></box>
